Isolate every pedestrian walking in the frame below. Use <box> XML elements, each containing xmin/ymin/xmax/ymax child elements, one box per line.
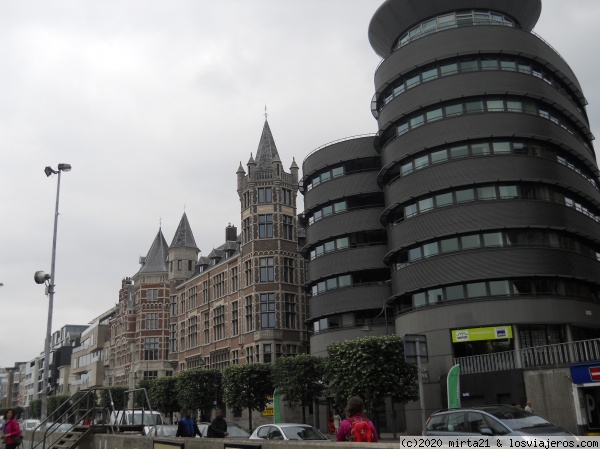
<box><xmin>333</xmin><ymin>409</ymin><xmax>341</xmax><ymax>434</ymax></box>
<box><xmin>1</xmin><ymin>409</ymin><xmax>22</xmax><ymax>449</ymax></box>
<box><xmin>207</xmin><ymin>408</ymin><xmax>228</xmax><ymax>438</ymax></box>
<box><xmin>525</xmin><ymin>400</ymin><xmax>534</xmax><ymax>413</ymax></box>
<box><xmin>336</xmin><ymin>396</ymin><xmax>378</xmax><ymax>443</ymax></box>
<box><xmin>176</xmin><ymin>410</ymin><xmax>202</xmax><ymax>438</ymax></box>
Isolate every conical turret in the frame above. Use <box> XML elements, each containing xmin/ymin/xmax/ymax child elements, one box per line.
<box><xmin>255</xmin><ymin>119</ymin><xmax>280</xmax><ymax>172</ymax></box>
<box><xmin>168</xmin><ymin>212</ymin><xmax>200</xmax><ymax>283</ymax></box>
<box><xmin>133</xmin><ymin>228</ymin><xmax>169</xmax><ymax>282</ymax></box>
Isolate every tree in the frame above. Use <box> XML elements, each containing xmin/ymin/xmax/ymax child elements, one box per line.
<box><xmin>223</xmin><ymin>363</ymin><xmax>273</xmax><ymax>431</ymax></box>
<box><xmin>326</xmin><ymin>335</ymin><xmax>419</xmax><ymax>429</ymax></box>
<box><xmin>176</xmin><ymin>369</ymin><xmax>222</xmax><ymax>421</ymax></box>
<box><xmin>149</xmin><ymin>376</ymin><xmax>179</xmax><ymax>422</ymax></box>
<box><xmin>29</xmin><ymin>400</ymin><xmax>42</xmax><ymax>419</ymax></box>
<box><xmin>48</xmin><ymin>395</ymin><xmax>71</xmax><ymax>421</ymax></box>
<box><xmin>99</xmin><ymin>386</ymin><xmax>129</xmax><ymax>411</ymax></box>
<box><xmin>134</xmin><ymin>379</ymin><xmax>153</xmax><ymax>408</ymax></box>
<box><xmin>272</xmin><ymin>354</ymin><xmax>327</xmax><ymax>424</ymax></box>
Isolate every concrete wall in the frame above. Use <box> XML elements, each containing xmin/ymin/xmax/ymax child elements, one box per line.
<box><xmin>23</xmin><ymin>432</ymin><xmax>400</xmax><ymax>449</ymax></box>
<box><xmin>524</xmin><ymin>367</ymin><xmax>578</xmax><ymax>435</ymax></box>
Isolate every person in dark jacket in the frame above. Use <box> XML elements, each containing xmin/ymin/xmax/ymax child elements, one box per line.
<box><xmin>208</xmin><ymin>408</ymin><xmax>228</xmax><ymax>438</ymax></box>
<box><xmin>176</xmin><ymin>410</ymin><xmax>202</xmax><ymax>438</ymax></box>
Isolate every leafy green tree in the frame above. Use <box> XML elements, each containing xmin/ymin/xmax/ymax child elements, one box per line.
<box><xmin>99</xmin><ymin>386</ymin><xmax>129</xmax><ymax>411</ymax></box>
<box><xmin>149</xmin><ymin>376</ymin><xmax>179</xmax><ymax>422</ymax></box>
<box><xmin>272</xmin><ymin>354</ymin><xmax>327</xmax><ymax>424</ymax></box>
<box><xmin>134</xmin><ymin>379</ymin><xmax>153</xmax><ymax>408</ymax></box>
<box><xmin>223</xmin><ymin>363</ymin><xmax>273</xmax><ymax>431</ymax></box>
<box><xmin>326</xmin><ymin>335</ymin><xmax>419</xmax><ymax>428</ymax></box>
<box><xmin>176</xmin><ymin>369</ymin><xmax>222</xmax><ymax>421</ymax></box>
<box><xmin>48</xmin><ymin>395</ymin><xmax>71</xmax><ymax>421</ymax></box>
<box><xmin>29</xmin><ymin>400</ymin><xmax>42</xmax><ymax>419</ymax></box>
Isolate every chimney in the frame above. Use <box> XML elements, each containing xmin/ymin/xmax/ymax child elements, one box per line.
<box><xmin>226</xmin><ymin>223</ymin><xmax>237</xmax><ymax>242</ymax></box>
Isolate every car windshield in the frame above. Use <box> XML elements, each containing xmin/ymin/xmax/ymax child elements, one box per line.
<box><xmin>131</xmin><ymin>413</ymin><xmax>162</xmax><ymax>425</ymax></box>
<box><xmin>227</xmin><ymin>424</ymin><xmax>250</xmax><ymax>438</ymax></box>
<box><xmin>157</xmin><ymin>426</ymin><xmax>178</xmax><ymax>437</ymax></box>
<box><xmin>486</xmin><ymin>407</ymin><xmax>552</xmax><ymax>430</ymax></box>
<box><xmin>281</xmin><ymin>425</ymin><xmax>327</xmax><ymax>440</ymax></box>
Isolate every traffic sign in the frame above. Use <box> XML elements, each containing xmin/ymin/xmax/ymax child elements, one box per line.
<box><xmin>590</xmin><ymin>367</ymin><xmax>600</xmax><ymax>381</ymax></box>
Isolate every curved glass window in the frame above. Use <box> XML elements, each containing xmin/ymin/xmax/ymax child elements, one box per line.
<box><xmin>395</xmin><ymin>10</ymin><xmax>515</xmax><ymax>50</ymax></box>
<box><xmin>380</xmin><ymin>96</ymin><xmax>590</xmax><ymax>151</ymax></box>
<box><xmin>312</xmin><ymin>311</ymin><xmax>390</xmax><ymax>335</ymax></box>
<box><xmin>306</xmin><ymin>193</ymin><xmax>384</xmax><ymax>227</ymax></box>
<box><xmin>307</xmin><ymin>201</ymin><xmax>347</xmax><ymax>225</ymax></box>
<box><xmin>305</xmin><ymin>157</ymin><xmax>380</xmax><ymax>192</ymax></box>
<box><xmin>387</xmin><ymin>183</ymin><xmax>600</xmax><ymax>226</ymax></box>
<box><xmin>310</xmin><ymin>270</ymin><xmax>389</xmax><ymax>297</ymax></box>
<box><xmin>310</xmin><ymin>237</ymin><xmax>350</xmax><ymax>260</ymax></box>
<box><xmin>397</xmin><ymin>278</ymin><xmax>600</xmax><ymax>313</ymax></box>
<box><xmin>383</xmin><ymin>139</ymin><xmax>598</xmax><ymax>190</ymax></box>
<box><xmin>391</xmin><ymin>229</ymin><xmax>600</xmax><ymax>271</ymax></box>
<box><xmin>376</xmin><ymin>54</ymin><xmax>584</xmax><ymax>115</ymax></box>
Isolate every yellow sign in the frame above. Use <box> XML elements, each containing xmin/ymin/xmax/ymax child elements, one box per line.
<box><xmin>262</xmin><ymin>408</ymin><xmax>274</xmax><ymax>416</ymax></box>
<box><xmin>452</xmin><ymin>326</ymin><xmax>512</xmax><ymax>343</ymax></box>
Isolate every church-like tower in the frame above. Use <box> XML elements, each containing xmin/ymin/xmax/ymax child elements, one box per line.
<box><xmin>168</xmin><ymin>212</ymin><xmax>200</xmax><ymax>284</ymax></box>
<box><xmin>107</xmin><ymin>228</ymin><xmax>174</xmax><ymax>387</ymax></box>
<box><xmin>236</xmin><ymin>118</ymin><xmax>306</xmax><ymax>361</ymax></box>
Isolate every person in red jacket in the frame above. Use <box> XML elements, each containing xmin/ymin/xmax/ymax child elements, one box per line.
<box><xmin>336</xmin><ymin>396</ymin><xmax>378</xmax><ymax>442</ymax></box>
<box><xmin>1</xmin><ymin>408</ymin><xmax>22</xmax><ymax>449</ymax></box>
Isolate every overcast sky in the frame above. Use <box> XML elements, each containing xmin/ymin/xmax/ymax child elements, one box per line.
<box><xmin>1</xmin><ymin>0</ymin><xmax>599</xmax><ymax>368</ymax></box>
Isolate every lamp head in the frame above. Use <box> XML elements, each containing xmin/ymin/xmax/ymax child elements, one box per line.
<box><xmin>44</xmin><ymin>167</ymin><xmax>56</xmax><ymax>177</ymax></box>
<box><xmin>57</xmin><ymin>163</ymin><xmax>71</xmax><ymax>172</ymax></box>
<box><xmin>34</xmin><ymin>271</ymin><xmax>51</xmax><ymax>285</ymax></box>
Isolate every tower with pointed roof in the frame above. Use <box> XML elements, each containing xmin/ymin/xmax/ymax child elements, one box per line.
<box><xmin>168</xmin><ymin>212</ymin><xmax>200</xmax><ymax>284</ymax></box>
<box><xmin>106</xmin><ymin>227</ymin><xmax>175</xmax><ymax>387</ymax></box>
<box><xmin>236</xmin><ymin>117</ymin><xmax>306</xmax><ymax>364</ymax></box>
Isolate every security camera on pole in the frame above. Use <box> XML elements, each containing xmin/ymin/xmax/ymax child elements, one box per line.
<box><xmin>34</xmin><ymin>163</ymin><xmax>71</xmax><ymax>421</ymax></box>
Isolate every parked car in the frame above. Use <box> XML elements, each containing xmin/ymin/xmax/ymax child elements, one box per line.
<box><xmin>22</xmin><ymin>419</ymin><xmax>41</xmax><ymax>431</ymax></box>
<box><xmin>110</xmin><ymin>410</ymin><xmax>163</xmax><ymax>426</ymax></box>
<box><xmin>197</xmin><ymin>422</ymin><xmax>250</xmax><ymax>439</ymax></box>
<box><xmin>145</xmin><ymin>425</ymin><xmax>180</xmax><ymax>438</ymax></box>
<box><xmin>424</xmin><ymin>405</ymin><xmax>573</xmax><ymax>437</ymax></box>
<box><xmin>249</xmin><ymin>423</ymin><xmax>329</xmax><ymax>441</ymax></box>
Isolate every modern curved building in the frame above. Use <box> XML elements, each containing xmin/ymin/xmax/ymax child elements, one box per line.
<box><xmin>304</xmin><ymin>0</ymin><xmax>600</xmax><ymax>435</ymax></box>
<box><xmin>301</xmin><ymin>136</ymin><xmax>391</xmax><ymax>355</ymax></box>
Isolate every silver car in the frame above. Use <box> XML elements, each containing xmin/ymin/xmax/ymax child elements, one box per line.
<box><xmin>197</xmin><ymin>421</ymin><xmax>250</xmax><ymax>439</ymax></box>
<box><xmin>249</xmin><ymin>423</ymin><xmax>329</xmax><ymax>441</ymax></box>
<box><xmin>424</xmin><ymin>405</ymin><xmax>573</xmax><ymax>437</ymax></box>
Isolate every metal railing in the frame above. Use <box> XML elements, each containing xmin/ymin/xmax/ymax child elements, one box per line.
<box><xmin>31</xmin><ymin>387</ymin><xmax>116</xmax><ymax>449</ymax></box>
<box><xmin>455</xmin><ymin>338</ymin><xmax>600</xmax><ymax>374</ymax></box>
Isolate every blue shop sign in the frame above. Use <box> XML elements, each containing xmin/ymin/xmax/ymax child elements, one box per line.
<box><xmin>570</xmin><ymin>362</ymin><xmax>600</xmax><ymax>384</ymax></box>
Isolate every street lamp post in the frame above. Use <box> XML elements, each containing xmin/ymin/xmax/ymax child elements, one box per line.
<box><xmin>34</xmin><ymin>163</ymin><xmax>71</xmax><ymax>421</ymax></box>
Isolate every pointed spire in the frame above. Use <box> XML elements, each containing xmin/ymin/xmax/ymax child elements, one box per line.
<box><xmin>170</xmin><ymin>212</ymin><xmax>198</xmax><ymax>250</ymax></box>
<box><xmin>255</xmin><ymin>119</ymin><xmax>281</xmax><ymax>172</ymax></box>
<box><xmin>290</xmin><ymin>157</ymin><xmax>299</xmax><ymax>170</ymax></box>
<box><xmin>138</xmin><ymin>228</ymin><xmax>169</xmax><ymax>274</ymax></box>
<box><xmin>237</xmin><ymin>161</ymin><xmax>246</xmax><ymax>174</ymax></box>
<box><xmin>247</xmin><ymin>152</ymin><xmax>255</xmax><ymax>165</ymax></box>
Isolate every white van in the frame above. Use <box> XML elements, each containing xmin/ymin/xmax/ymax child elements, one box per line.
<box><xmin>110</xmin><ymin>410</ymin><xmax>163</xmax><ymax>426</ymax></box>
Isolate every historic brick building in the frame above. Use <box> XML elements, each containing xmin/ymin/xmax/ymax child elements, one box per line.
<box><xmin>105</xmin><ymin>119</ymin><xmax>308</xmax><ymax>388</ymax></box>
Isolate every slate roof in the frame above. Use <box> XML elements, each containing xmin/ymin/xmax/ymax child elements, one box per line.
<box><xmin>138</xmin><ymin>228</ymin><xmax>169</xmax><ymax>274</ymax></box>
<box><xmin>170</xmin><ymin>212</ymin><xmax>198</xmax><ymax>250</ymax></box>
<box><xmin>255</xmin><ymin>119</ymin><xmax>280</xmax><ymax>172</ymax></box>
